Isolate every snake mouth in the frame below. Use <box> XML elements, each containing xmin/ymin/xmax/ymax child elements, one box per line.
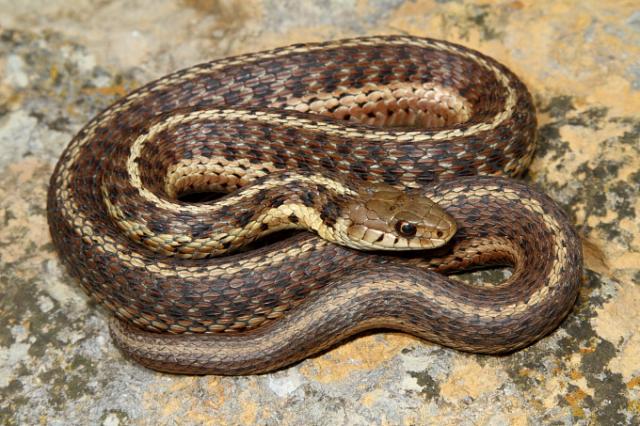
<box><xmin>342</xmin><ymin>220</ymin><xmax>457</xmax><ymax>252</ymax></box>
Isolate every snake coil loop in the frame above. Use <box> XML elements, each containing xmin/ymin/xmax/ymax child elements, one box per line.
<box><xmin>47</xmin><ymin>36</ymin><xmax>582</xmax><ymax>375</ymax></box>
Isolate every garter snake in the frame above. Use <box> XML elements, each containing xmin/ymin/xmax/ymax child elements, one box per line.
<box><xmin>47</xmin><ymin>36</ymin><xmax>582</xmax><ymax>375</ymax></box>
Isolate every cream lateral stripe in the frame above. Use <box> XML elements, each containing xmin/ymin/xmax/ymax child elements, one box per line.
<box><xmin>64</xmin><ymin>179</ymin><xmax>329</xmax><ymax>277</ymax></box>
<box><xmin>114</xmin><ymin>259</ymin><xmax>557</xmax><ymax>362</ymax></box>
<box><xmin>125</xmin><ymin>93</ymin><xmax>513</xmax><ymax>212</ymax></box>
<box><xmin>73</xmin><ymin>178</ymin><xmax>560</xmax><ymax>294</ymax></box>
<box><xmin>92</xmin><ymin>180</ymin><xmax>565</xmax><ymax>317</ymax></box>
<box><xmin>56</xmin><ymin>36</ymin><xmax>517</xmax><ymax>232</ymax></box>
<box><xmin>57</xmin><ymin>86</ymin><xmax>515</xmax><ymax>237</ymax></box>
<box><xmin>127</xmin><ymin>114</ymin><xmax>357</xmax><ymax>213</ymax></box>
<box><xmin>103</xmin><ymin>185</ymin><xmax>337</xmax><ymax>257</ymax></box>
<box><xmin>113</xmin><ymin>284</ymin><xmax>413</xmax><ymax>355</ymax></box>
<box><xmin>58</xmin><ymin>35</ymin><xmax>514</xmax><ymax>175</ymax></box>
<box><xmin>87</xmin><ymin>188</ymin><xmax>332</xmax><ymax>276</ymax></box>
<box><xmin>83</xmin><ymin>224</ymin><xmax>326</xmax><ymax>279</ymax></box>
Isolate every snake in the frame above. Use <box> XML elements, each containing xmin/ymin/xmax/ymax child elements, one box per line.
<box><xmin>46</xmin><ymin>36</ymin><xmax>582</xmax><ymax>375</ymax></box>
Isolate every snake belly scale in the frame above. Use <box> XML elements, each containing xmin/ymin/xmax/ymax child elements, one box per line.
<box><xmin>46</xmin><ymin>36</ymin><xmax>582</xmax><ymax>375</ymax></box>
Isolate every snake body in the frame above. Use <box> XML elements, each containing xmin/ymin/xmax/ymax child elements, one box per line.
<box><xmin>46</xmin><ymin>36</ymin><xmax>582</xmax><ymax>375</ymax></box>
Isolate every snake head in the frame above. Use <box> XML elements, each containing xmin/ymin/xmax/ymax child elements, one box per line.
<box><xmin>343</xmin><ymin>185</ymin><xmax>457</xmax><ymax>251</ymax></box>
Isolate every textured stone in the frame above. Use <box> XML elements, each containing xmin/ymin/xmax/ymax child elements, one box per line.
<box><xmin>1</xmin><ymin>0</ymin><xmax>638</xmax><ymax>424</ymax></box>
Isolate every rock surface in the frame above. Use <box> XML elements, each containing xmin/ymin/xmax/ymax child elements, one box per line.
<box><xmin>1</xmin><ymin>0</ymin><xmax>638</xmax><ymax>424</ymax></box>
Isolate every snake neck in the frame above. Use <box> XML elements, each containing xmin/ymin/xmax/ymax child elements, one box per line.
<box><xmin>102</xmin><ymin>164</ymin><xmax>456</xmax><ymax>259</ymax></box>
<box><xmin>102</xmin><ymin>170</ymin><xmax>361</xmax><ymax>259</ymax></box>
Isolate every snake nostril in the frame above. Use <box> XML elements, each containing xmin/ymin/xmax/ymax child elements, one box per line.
<box><xmin>436</xmin><ymin>230</ymin><xmax>444</xmax><ymax>238</ymax></box>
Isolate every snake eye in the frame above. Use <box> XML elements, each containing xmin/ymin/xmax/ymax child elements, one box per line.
<box><xmin>395</xmin><ymin>221</ymin><xmax>417</xmax><ymax>237</ymax></box>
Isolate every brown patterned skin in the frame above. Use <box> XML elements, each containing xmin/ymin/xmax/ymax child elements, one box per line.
<box><xmin>46</xmin><ymin>36</ymin><xmax>582</xmax><ymax>375</ymax></box>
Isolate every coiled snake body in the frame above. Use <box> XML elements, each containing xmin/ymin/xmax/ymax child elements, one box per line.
<box><xmin>47</xmin><ymin>36</ymin><xmax>582</xmax><ymax>375</ymax></box>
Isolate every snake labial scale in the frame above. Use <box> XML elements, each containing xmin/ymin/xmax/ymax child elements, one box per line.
<box><xmin>47</xmin><ymin>36</ymin><xmax>582</xmax><ymax>375</ymax></box>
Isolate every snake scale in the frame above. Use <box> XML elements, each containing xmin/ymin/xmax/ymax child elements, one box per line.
<box><xmin>47</xmin><ymin>36</ymin><xmax>582</xmax><ymax>375</ymax></box>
